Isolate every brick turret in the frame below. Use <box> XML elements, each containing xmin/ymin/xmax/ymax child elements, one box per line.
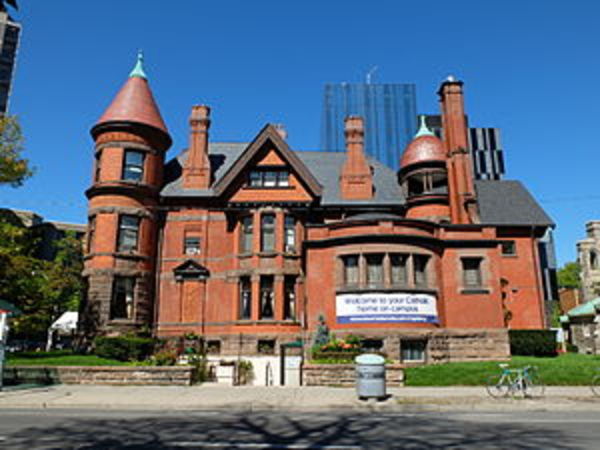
<box><xmin>81</xmin><ymin>53</ymin><xmax>171</xmax><ymax>339</ymax></box>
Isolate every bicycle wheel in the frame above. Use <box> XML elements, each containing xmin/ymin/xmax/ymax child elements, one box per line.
<box><xmin>523</xmin><ymin>374</ymin><xmax>545</xmax><ymax>398</ymax></box>
<box><xmin>591</xmin><ymin>375</ymin><xmax>600</xmax><ymax>397</ymax></box>
<box><xmin>486</xmin><ymin>374</ymin><xmax>511</xmax><ymax>398</ymax></box>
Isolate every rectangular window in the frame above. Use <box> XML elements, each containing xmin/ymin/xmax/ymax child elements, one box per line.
<box><xmin>122</xmin><ymin>150</ymin><xmax>145</xmax><ymax>182</ymax></box>
<box><xmin>390</xmin><ymin>254</ymin><xmax>408</xmax><ymax>285</ymax></box>
<box><xmin>261</xmin><ymin>214</ymin><xmax>276</xmax><ymax>252</ymax></box>
<box><xmin>284</xmin><ymin>215</ymin><xmax>296</xmax><ymax>253</ymax></box>
<box><xmin>501</xmin><ymin>241</ymin><xmax>516</xmax><ymax>256</ymax></box>
<box><xmin>258</xmin><ymin>339</ymin><xmax>276</xmax><ymax>354</ymax></box>
<box><xmin>401</xmin><ymin>339</ymin><xmax>427</xmax><ymax>362</ymax></box>
<box><xmin>284</xmin><ymin>276</ymin><xmax>296</xmax><ymax>320</ymax></box>
<box><xmin>117</xmin><ymin>215</ymin><xmax>140</xmax><ymax>252</ymax></box>
<box><xmin>413</xmin><ymin>255</ymin><xmax>429</xmax><ymax>287</ymax></box>
<box><xmin>239</xmin><ymin>277</ymin><xmax>251</xmax><ymax>319</ymax></box>
<box><xmin>240</xmin><ymin>216</ymin><xmax>253</xmax><ymax>253</ymax></box>
<box><xmin>206</xmin><ymin>340</ymin><xmax>221</xmax><ymax>354</ymax></box>
<box><xmin>87</xmin><ymin>216</ymin><xmax>96</xmax><ymax>254</ymax></box>
<box><xmin>366</xmin><ymin>254</ymin><xmax>384</xmax><ymax>288</ymax></box>
<box><xmin>247</xmin><ymin>170</ymin><xmax>289</xmax><ymax>187</ymax></box>
<box><xmin>184</xmin><ymin>234</ymin><xmax>201</xmax><ymax>255</ymax></box>
<box><xmin>462</xmin><ymin>257</ymin><xmax>483</xmax><ymax>287</ymax></box>
<box><xmin>110</xmin><ymin>277</ymin><xmax>135</xmax><ymax>319</ymax></box>
<box><xmin>343</xmin><ymin>255</ymin><xmax>359</xmax><ymax>286</ymax></box>
<box><xmin>94</xmin><ymin>153</ymin><xmax>101</xmax><ymax>182</ymax></box>
<box><xmin>260</xmin><ymin>276</ymin><xmax>274</xmax><ymax>319</ymax></box>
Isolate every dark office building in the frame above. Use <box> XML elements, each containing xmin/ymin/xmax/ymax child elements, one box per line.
<box><xmin>0</xmin><ymin>11</ymin><xmax>20</xmax><ymax>113</ymax></box>
<box><xmin>321</xmin><ymin>83</ymin><xmax>417</xmax><ymax>170</ymax></box>
<box><xmin>424</xmin><ymin>115</ymin><xmax>505</xmax><ymax>180</ymax></box>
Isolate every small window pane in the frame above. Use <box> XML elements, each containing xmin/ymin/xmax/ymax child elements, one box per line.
<box><xmin>122</xmin><ymin>150</ymin><xmax>144</xmax><ymax>182</ymax></box>
<box><xmin>261</xmin><ymin>214</ymin><xmax>275</xmax><ymax>252</ymax></box>
<box><xmin>413</xmin><ymin>255</ymin><xmax>428</xmax><ymax>287</ymax></box>
<box><xmin>249</xmin><ymin>171</ymin><xmax>262</xmax><ymax>187</ymax></box>
<box><xmin>391</xmin><ymin>254</ymin><xmax>408</xmax><ymax>285</ymax></box>
<box><xmin>111</xmin><ymin>277</ymin><xmax>135</xmax><ymax>319</ymax></box>
<box><xmin>462</xmin><ymin>258</ymin><xmax>483</xmax><ymax>287</ymax></box>
<box><xmin>264</xmin><ymin>171</ymin><xmax>277</xmax><ymax>187</ymax></box>
<box><xmin>501</xmin><ymin>241</ymin><xmax>516</xmax><ymax>256</ymax></box>
<box><xmin>366</xmin><ymin>254</ymin><xmax>384</xmax><ymax>288</ymax></box>
<box><xmin>284</xmin><ymin>215</ymin><xmax>296</xmax><ymax>253</ymax></box>
<box><xmin>240</xmin><ymin>216</ymin><xmax>253</xmax><ymax>253</ymax></box>
<box><xmin>401</xmin><ymin>340</ymin><xmax>426</xmax><ymax>362</ymax></box>
<box><xmin>284</xmin><ymin>276</ymin><xmax>296</xmax><ymax>320</ymax></box>
<box><xmin>118</xmin><ymin>216</ymin><xmax>139</xmax><ymax>252</ymax></box>
<box><xmin>239</xmin><ymin>277</ymin><xmax>251</xmax><ymax>319</ymax></box>
<box><xmin>184</xmin><ymin>236</ymin><xmax>201</xmax><ymax>255</ymax></box>
<box><xmin>277</xmin><ymin>170</ymin><xmax>289</xmax><ymax>186</ymax></box>
<box><xmin>260</xmin><ymin>276</ymin><xmax>274</xmax><ymax>319</ymax></box>
<box><xmin>343</xmin><ymin>255</ymin><xmax>359</xmax><ymax>286</ymax></box>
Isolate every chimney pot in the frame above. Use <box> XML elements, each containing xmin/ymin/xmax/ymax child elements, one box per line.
<box><xmin>273</xmin><ymin>123</ymin><xmax>288</xmax><ymax>140</ymax></box>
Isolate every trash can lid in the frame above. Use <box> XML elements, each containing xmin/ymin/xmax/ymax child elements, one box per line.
<box><xmin>355</xmin><ymin>353</ymin><xmax>385</xmax><ymax>365</ymax></box>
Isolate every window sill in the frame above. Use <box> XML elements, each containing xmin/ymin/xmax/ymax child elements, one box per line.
<box><xmin>234</xmin><ymin>319</ymin><xmax>301</xmax><ymax>326</ymax></box>
<box><xmin>501</xmin><ymin>254</ymin><xmax>518</xmax><ymax>258</ymax></box>
<box><xmin>461</xmin><ymin>288</ymin><xmax>490</xmax><ymax>295</ymax></box>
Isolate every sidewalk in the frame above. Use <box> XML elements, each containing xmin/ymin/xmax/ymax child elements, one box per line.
<box><xmin>2</xmin><ymin>384</ymin><xmax>600</xmax><ymax>412</ymax></box>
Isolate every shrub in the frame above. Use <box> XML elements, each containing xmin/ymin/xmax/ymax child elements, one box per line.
<box><xmin>151</xmin><ymin>350</ymin><xmax>178</xmax><ymax>366</ymax></box>
<box><xmin>93</xmin><ymin>336</ymin><xmax>155</xmax><ymax>362</ymax></box>
<box><xmin>238</xmin><ymin>360</ymin><xmax>254</xmax><ymax>385</ymax></box>
<box><xmin>509</xmin><ymin>329</ymin><xmax>557</xmax><ymax>357</ymax></box>
<box><xmin>189</xmin><ymin>354</ymin><xmax>209</xmax><ymax>384</ymax></box>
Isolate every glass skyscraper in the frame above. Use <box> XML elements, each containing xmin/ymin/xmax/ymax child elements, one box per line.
<box><xmin>320</xmin><ymin>83</ymin><xmax>417</xmax><ymax>170</ymax></box>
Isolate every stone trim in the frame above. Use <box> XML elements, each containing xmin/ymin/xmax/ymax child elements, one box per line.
<box><xmin>88</xmin><ymin>206</ymin><xmax>156</xmax><ymax>219</ymax></box>
<box><xmin>303</xmin><ymin>363</ymin><xmax>404</xmax><ymax>387</ymax></box>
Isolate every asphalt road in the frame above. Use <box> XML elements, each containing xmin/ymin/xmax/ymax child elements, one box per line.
<box><xmin>0</xmin><ymin>409</ymin><xmax>598</xmax><ymax>449</ymax></box>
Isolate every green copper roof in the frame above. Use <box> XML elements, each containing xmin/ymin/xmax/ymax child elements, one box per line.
<box><xmin>129</xmin><ymin>51</ymin><xmax>147</xmax><ymax>79</ymax></box>
<box><xmin>567</xmin><ymin>297</ymin><xmax>600</xmax><ymax>318</ymax></box>
<box><xmin>414</xmin><ymin>115</ymin><xmax>435</xmax><ymax>138</ymax></box>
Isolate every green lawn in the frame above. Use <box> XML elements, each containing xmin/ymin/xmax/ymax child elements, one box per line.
<box><xmin>6</xmin><ymin>350</ymin><xmax>129</xmax><ymax>366</ymax></box>
<box><xmin>405</xmin><ymin>353</ymin><xmax>600</xmax><ymax>386</ymax></box>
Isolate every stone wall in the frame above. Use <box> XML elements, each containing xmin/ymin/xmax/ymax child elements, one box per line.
<box><xmin>5</xmin><ymin>366</ymin><xmax>193</xmax><ymax>386</ymax></box>
<box><xmin>569</xmin><ymin>320</ymin><xmax>600</xmax><ymax>354</ymax></box>
<box><xmin>303</xmin><ymin>364</ymin><xmax>404</xmax><ymax>387</ymax></box>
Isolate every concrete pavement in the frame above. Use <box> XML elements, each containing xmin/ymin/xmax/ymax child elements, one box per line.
<box><xmin>1</xmin><ymin>384</ymin><xmax>600</xmax><ymax>412</ymax></box>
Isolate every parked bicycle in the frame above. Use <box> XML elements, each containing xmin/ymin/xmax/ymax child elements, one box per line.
<box><xmin>486</xmin><ymin>364</ymin><xmax>545</xmax><ymax>398</ymax></box>
<box><xmin>591</xmin><ymin>369</ymin><xmax>600</xmax><ymax>397</ymax></box>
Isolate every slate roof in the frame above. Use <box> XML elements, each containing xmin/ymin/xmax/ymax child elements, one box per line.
<box><xmin>475</xmin><ymin>180</ymin><xmax>554</xmax><ymax>227</ymax></box>
<box><xmin>161</xmin><ymin>143</ymin><xmax>403</xmax><ymax>205</ymax></box>
<box><xmin>162</xmin><ymin>143</ymin><xmax>553</xmax><ymax>227</ymax></box>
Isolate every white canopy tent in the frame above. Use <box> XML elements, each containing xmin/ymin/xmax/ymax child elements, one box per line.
<box><xmin>46</xmin><ymin>311</ymin><xmax>78</xmax><ymax>351</ymax></box>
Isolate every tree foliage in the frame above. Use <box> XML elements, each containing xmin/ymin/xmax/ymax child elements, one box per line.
<box><xmin>0</xmin><ymin>221</ymin><xmax>84</xmax><ymax>340</ymax></box>
<box><xmin>557</xmin><ymin>261</ymin><xmax>581</xmax><ymax>289</ymax></box>
<box><xmin>0</xmin><ymin>1</ymin><xmax>18</xmax><ymax>12</ymax></box>
<box><xmin>0</xmin><ymin>115</ymin><xmax>33</xmax><ymax>187</ymax></box>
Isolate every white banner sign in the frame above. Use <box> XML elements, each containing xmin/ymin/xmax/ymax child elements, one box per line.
<box><xmin>336</xmin><ymin>293</ymin><xmax>438</xmax><ymax>324</ymax></box>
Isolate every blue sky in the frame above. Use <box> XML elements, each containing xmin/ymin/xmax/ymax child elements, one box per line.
<box><xmin>1</xmin><ymin>0</ymin><xmax>599</xmax><ymax>266</ymax></box>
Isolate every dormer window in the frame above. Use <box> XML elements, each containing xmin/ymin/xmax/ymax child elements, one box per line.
<box><xmin>248</xmin><ymin>169</ymin><xmax>289</xmax><ymax>188</ymax></box>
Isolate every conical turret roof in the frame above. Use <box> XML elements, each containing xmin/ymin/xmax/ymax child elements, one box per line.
<box><xmin>95</xmin><ymin>52</ymin><xmax>169</xmax><ymax>135</ymax></box>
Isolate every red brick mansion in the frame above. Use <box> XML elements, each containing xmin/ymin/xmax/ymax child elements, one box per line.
<box><xmin>81</xmin><ymin>55</ymin><xmax>554</xmax><ymax>364</ymax></box>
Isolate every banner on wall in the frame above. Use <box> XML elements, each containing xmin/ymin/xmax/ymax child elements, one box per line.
<box><xmin>336</xmin><ymin>292</ymin><xmax>438</xmax><ymax>324</ymax></box>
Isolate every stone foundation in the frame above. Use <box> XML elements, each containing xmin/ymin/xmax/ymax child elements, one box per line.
<box><xmin>5</xmin><ymin>366</ymin><xmax>193</xmax><ymax>386</ymax></box>
<box><xmin>303</xmin><ymin>363</ymin><xmax>404</xmax><ymax>387</ymax></box>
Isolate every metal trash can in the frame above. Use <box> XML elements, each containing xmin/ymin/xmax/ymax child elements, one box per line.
<box><xmin>355</xmin><ymin>353</ymin><xmax>386</xmax><ymax>400</ymax></box>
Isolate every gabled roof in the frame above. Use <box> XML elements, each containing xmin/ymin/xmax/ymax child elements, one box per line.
<box><xmin>161</xmin><ymin>143</ymin><xmax>403</xmax><ymax>206</ymax></box>
<box><xmin>475</xmin><ymin>180</ymin><xmax>554</xmax><ymax>227</ymax></box>
<box><xmin>211</xmin><ymin>124</ymin><xmax>322</xmax><ymax>197</ymax></box>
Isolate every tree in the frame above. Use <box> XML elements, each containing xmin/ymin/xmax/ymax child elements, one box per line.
<box><xmin>557</xmin><ymin>261</ymin><xmax>581</xmax><ymax>289</ymax></box>
<box><xmin>0</xmin><ymin>115</ymin><xmax>33</xmax><ymax>187</ymax></box>
<box><xmin>0</xmin><ymin>1</ymin><xmax>18</xmax><ymax>12</ymax></box>
<box><xmin>0</xmin><ymin>223</ymin><xmax>84</xmax><ymax>340</ymax></box>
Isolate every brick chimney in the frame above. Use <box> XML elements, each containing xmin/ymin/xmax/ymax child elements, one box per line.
<box><xmin>339</xmin><ymin>116</ymin><xmax>373</xmax><ymax>200</ymax></box>
<box><xmin>183</xmin><ymin>105</ymin><xmax>211</xmax><ymax>189</ymax></box>
<box><xmin>438</xmin><ymin>78</ymin><xmax>478</xmax><ymax>224</ymax></box>
<box><xmin>273</xmin><ymin>123</ymin><xmax>288</xmax><ymax>140</ymax></box>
